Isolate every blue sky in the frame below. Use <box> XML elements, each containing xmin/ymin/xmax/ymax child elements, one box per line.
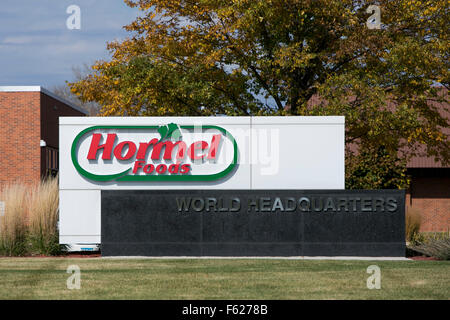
<box><xmin>0</xmin><ymin>0</ymin><xmax>141</xmax><ymax>88</ymax></box>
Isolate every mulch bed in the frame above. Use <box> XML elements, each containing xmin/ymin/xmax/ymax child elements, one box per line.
<box><xmin>410</xmin><ymin>256</ymin><xmax>440</xmax><ymax>261</ymax></box>
<box><xmin>0</xmin><ymin>253</ymin><xmax>101</xmax><ymax>258</ymax></box>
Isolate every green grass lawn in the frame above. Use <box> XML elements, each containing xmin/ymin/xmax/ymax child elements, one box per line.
<box><xmin>0</xmin><ymin>258</ymin><xmax>448</xmax><ymax>299</ymax></box>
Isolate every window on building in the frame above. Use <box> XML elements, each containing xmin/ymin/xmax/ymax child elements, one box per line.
<box><xmin>45</xmin><ymin>147</ymin><xmax>59</xmax><ymax>177</ymax></box>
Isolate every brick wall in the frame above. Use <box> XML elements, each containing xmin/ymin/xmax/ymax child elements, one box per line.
<box><xmin>0</xmin><ymin>92</ymin><xmax>41</xmax><ymax>186</ymax></box>
<box><xmin>407</xmin><ymin>169</ymin><xmax>450</xmax><ymax>232</ymax></box>
<box><xmin>0</xmin><ymin>91</ymin><xmax>86</xmax><ymax>186</ymax></box>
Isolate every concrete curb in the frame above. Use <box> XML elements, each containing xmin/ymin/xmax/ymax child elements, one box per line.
<box><xmin>101</xmin><ymin>256</ymin><xmax>412</xmax><ymax>261</ymax></box>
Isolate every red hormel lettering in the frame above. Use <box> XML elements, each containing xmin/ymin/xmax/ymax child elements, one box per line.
<box><xmin>71</xmin><ymin>123</ymin><xmax>238</xmax><ymax>182</ymax></box>
<box><xmin>86</xmin><ymin>132</ymin><xmax>222</xmax><ymax>176</ymax></box>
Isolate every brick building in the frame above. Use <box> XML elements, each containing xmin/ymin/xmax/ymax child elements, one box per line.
<box><xmin>0</xmin><ymin>86</ymin><xmax>86</xmax><ymax>186</ymax></box>
<box><xmin>405</xmin><ymin>90</ymin><xmax>449</xmax><ymax>232</ymax></box>
<box><xmin>406</xmin><ymin>151</ymin><xmax>450</xmax><ymax>232</ymax></box>
<box><xmin>406</xmin><ymin>166</ymin><xmax>449</xmax><ymax>232</ymax></box>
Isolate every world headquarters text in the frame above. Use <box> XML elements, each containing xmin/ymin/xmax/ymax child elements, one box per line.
<box><xmin>175</xmin><ymin>196</ymin><xmax>398</xmax><ymax>213</ymax></box>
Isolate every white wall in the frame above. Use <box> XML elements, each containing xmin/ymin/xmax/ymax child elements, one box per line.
<box><xmin>59</xmin><ymin>116</ymin><xmax>345</xmax><ymax>244</ymax></box>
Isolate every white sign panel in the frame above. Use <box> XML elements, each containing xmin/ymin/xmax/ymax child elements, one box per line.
<box><xmin>59</xmin><ymin>116</ymin><xmax>345</xmax><ymax>244</ymax></box>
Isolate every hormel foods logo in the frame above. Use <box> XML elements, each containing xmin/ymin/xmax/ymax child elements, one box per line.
<box><xmin>71</xmin><ymin>124</ymin><xmax>238</xmax><ymax>182</ymax></box>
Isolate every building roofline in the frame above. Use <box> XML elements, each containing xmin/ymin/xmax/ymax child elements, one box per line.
<box><xmin>0</xmin><ymin>86</ymin><xmax>88</xmax><ymax>115</ymax></box>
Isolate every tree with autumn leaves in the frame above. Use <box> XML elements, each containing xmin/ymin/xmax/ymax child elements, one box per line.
<box><xmin>69</xmin><ymin>0</ymin><xmax>449</xmax><ymax>189</ymax></box>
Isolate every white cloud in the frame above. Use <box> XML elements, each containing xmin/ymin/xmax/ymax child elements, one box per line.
<box><xmin>2</xmin><ymin>36</ymin><xmax>34</xmax><ymax>44</ymax></box>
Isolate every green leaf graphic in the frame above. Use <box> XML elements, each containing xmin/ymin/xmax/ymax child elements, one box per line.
<box><xmin>158</xmin><ymin>123</ymin><xmax>182</xmax><ymax>141</ymax></box>
<box><xmin>157</xmin><ymin>124</ymin><xmax>168</xmax><ymax>140</ymax></box>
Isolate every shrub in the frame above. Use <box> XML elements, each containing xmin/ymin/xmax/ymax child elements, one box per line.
<box><xmin>0</xmin><ymin>184</ymin><xmax>29</xmax><ymax>256</ymax></box>
<box><xmin>420</xmin><ymin>231</ymin><xmax>450</xmax><ymax>243</ymax></box>
<box><xmin>0</xmin><ymin>177</ymin><xmax>63</xmax><ymax>256</ymax></box>
<box><xmin>412</xmin><ymin>238</ymin><xmax>450</xmax><ymax>260</ymax></box>
<box><xmin>28</xmin><ymin>177</ymin><xmax>62</xmax><ymax>255</ymax></box>
<box><xmin>405</xmin><ymin>207</ymin><xmax>422</xmax><ymax>244</ymax></box>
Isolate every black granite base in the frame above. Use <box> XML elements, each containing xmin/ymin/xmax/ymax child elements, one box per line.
<box><xmin>101</xmin><ymin>190</ymin><xmax>405</xmax><ymax>257</ymax></box>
